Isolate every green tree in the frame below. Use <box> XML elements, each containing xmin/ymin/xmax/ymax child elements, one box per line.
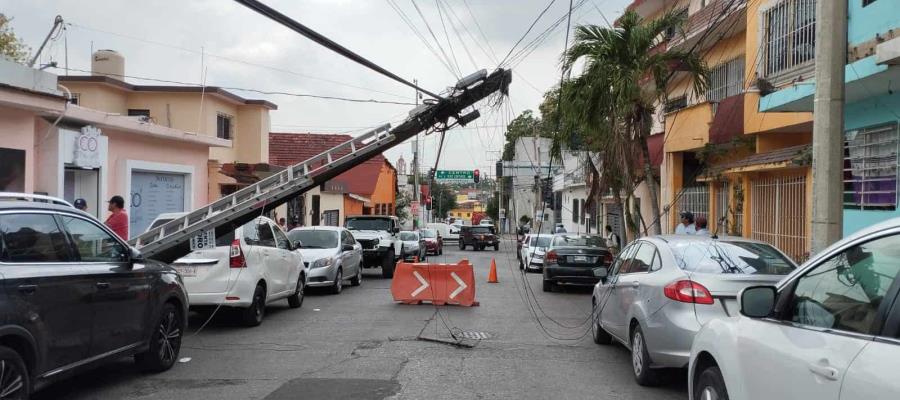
<box><xmin>0</xmin><ymin>14</ymin><xmax>30</xmax><ymax>63</ymax></box>
<box><xmin>429</xmin><ymin>183</ymin><xmax>457</xmax><ymax>220</ymax></box>
<box><xmin>485</xmin><ymin>194</ymin><xmax>500</xmax><ymax>222</ymax></box>
<box><xmin>395</xmin><ymin>190</ymin><xmax>411</xmax><ymax>225</ymax></box>
<box><xmin>559</xmin><ymin>10</ymin><xmax>708</xmax><ymax>235</ymax></box>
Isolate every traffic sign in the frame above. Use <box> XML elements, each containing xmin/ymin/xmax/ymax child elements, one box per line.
<box><xmin>435</xmin><ymin>170</ymin><xmax>474</xmax><ymax>183</ymax></box>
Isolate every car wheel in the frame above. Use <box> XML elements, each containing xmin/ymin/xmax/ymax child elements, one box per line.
<box><xmin>288</xmin><ymin>275</ymin><xmax>305</xmax><ymax>308</ymax></box>
<box><xmin>0</xmin><ymin>345</ymin><xmax>31</xmax><ymax>399</ymax></box>
<box><xmin>494</xmin><ymin>244</ymin><xmax>499</xmax><ymax>251</ymax></box>
<box><xmin>331</xmin><ymin>268</ymin><xmax>343</xmax><ymax>294</ymax></box>
<box><xmin>519</xmin><ymin>259</ymin><xmax>524</xmax><ymax>270</ymax></box>
<box><xmin>459</xmin><ymin>241</ymin><xmax>465</xmax><ymax>250</ymax></box>
<box><xmin>630</xmin><ymin>325</ymin><xmax>659</xmax><ymax>386</ymax></box>
<box><xmin>381</xmin><ymin>250</ymin><xmax>395</xmax><ymax>278</ymax></box>
<box><xmin>240</xmin><ymin>284</ymin><xmax>266</xmax><ymax>327</ymax></box>
<box><xmin>350</xmin><ymin>263</ymin><xmax>362</xmax><ymax>286</ymax></box>
<box><xmin>695</xmin><ymin>366</ymin><xmax>729</xmax><ymax>400</ymax></box>
<box><xmin>591</xmin><ymin>301</ymin><xmax>612</xmax><ymax>345</ymax></box>
<box><xmin>135</xmin><ymin>302</ymin><xmax>183</xmax><ymax>371</ymax></box>
<box><xmin>438</xmin><ymin>247</ymin><xmax>443</xmax><ymax>255</ymax></box>
<box><xmin>542</xmin><ymin>279</ymin><xmax>553</xmax><ymax>292</ymax></box>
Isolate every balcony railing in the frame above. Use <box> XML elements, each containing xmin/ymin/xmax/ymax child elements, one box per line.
<box><xmin>760</xmin><ymin>0</ymin><xmax>816</xmax><ymax>83</ymax></box>
<box><xmin>669</xmin><ymin>0</ymin><xmax>747</xmax><ymax>49</ymax></box>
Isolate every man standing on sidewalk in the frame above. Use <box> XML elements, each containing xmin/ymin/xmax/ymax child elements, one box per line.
<box><xmin>105</xmin><ymin>195</ymin><xmax>129</xmax><ymax>240</ymax></box>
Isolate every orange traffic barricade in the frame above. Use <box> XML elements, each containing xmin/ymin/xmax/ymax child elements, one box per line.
<box><xmin>390</xmin><ymin>260</ymin><xmax>479</xmax><ymax>307</ymax></box>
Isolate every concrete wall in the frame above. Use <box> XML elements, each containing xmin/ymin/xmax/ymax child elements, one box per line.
<box><xmin>848</xmin><ymin>0</ymin><xmax>900</xmax><ymax>46</ymax></box>
<box><xmin>0</xmin><ymin>107</ymin><xmax>36</xmax><ymax>193</ymax></box>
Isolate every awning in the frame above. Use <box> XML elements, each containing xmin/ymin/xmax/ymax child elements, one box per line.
<box><xmin>219</xmin><ymin>163</ymin><xmax>285</xmax><ymax>184</ymax></box>
<box><xmin>716</xmin><ymin>144</ymin><xmax>811</xmax><ymax>174</ymax></box>
<box><xmin>347</xmin><ymin>193</ymin><xmax>372</xmax><ymax>205</ymax></box>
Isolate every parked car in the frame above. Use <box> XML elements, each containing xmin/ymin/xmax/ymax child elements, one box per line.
<box><xmin>399</xmin><ymin>230</ymin><xmax>427</xmax><ymax>261</ymax></box>
<box><xmin>420</xmin><ymin>228</ymin><xmax>443</xmax><ymax>255</ymax></box>
<box><xmin>520</xmin><ymin>233</ymin><xmax>553</xmax><ymax>272</ymax></box>
<box><xmin>591</xmin><ymin>235</ymin><xmax>798</xmax><ymax>386</ymax></box>
<box><xmin>688</xmin><ymin>219</ymin><xmax>900</xmax><ymax>400</ymax></box>
<box><xmin>479</xmin><ymin>218</ymin><xmax>494</xmax><ymax>226</ymax></box>
<box><xmin>288</xmin><ymin>226</ymin><xmax>362</xmax><ymax>294</ymax></box>
<box><xmin>0</xmin><ymin>194</ymin><xmax>189</xmax><ymax>398</ymax></box>
<box><xmin>517</xmin><ymin>233</ymin><xmax>530</xmax><ymax>263</ymax></box>
<box><xmin>427</xmin><ymin>222</ymin><xmax>459</xmax><ymax>243</ymax></box>
<box><xmin>344</xmin><ymin>215</ymin><xmax>402</xmax><ymax>278</ymax></box>
<box><xmin>543</xmin><ymin>234</ymin><xmax>611</xmax><ymax>291</ymax></box>
<box><xmin>173</xmin><ymin>217</ymin><xmax>306</xmax><ymax>326</ymax></box>
<box><xmin>459</xmin><ymin>225</ymin><xmax>499</xmax><ymax>251</ymax></box>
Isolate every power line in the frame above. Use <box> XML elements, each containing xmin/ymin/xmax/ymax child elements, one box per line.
<box><xmin>384</xmin><ymin>0</ymin><xmax>458</xmax><ymax>77</ymax></box>
<box><xmin>410</xmin><ymin>0</ymin><xmax>461</xmax><ymax>78</ymax></box>
<box><xmin>498</xmin><ymin>0</ymin><xmax>559</xmax><ymax>67</ymax></box>
<box><xmin>434</xmin><ymin>0</ymin><xmax>464</xmax><ymax>75</ymax></box>
<box><xmin>233</xmin><ymin>0</ymin><xmax>444</xmax><ymax>99</ymax></box>
<box><xmin>55</xmin><ymin>66</ymin><xmax>416</xmax><ymax>105</ymax></box>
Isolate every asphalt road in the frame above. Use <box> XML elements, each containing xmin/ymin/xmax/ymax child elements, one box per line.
<box><xmin>35</xmin><ymin>239</ymin><xmax>688</xmax><ymax>400</ymax></box>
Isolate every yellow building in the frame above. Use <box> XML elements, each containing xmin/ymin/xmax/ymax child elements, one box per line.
<box><xmin>59</xmin><ymin>49</ymin><xmax>277</xmax><ymax>203</ymax></box>
<box><xmin>630</xmin><ymin>0</ymin><xmax>814</xmax><ymax>261</ymax></box>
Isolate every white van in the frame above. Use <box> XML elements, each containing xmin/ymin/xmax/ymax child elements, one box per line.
<box><xmin>426</xmin><ymin>222</ymin><xmax>459</xmax><ymax>242</ymax></box>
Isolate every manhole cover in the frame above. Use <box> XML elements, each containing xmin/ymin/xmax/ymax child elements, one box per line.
<box><xmin>459</xmin><ymin>331</ymin><xmax>491</xmax><ymax>340</ymax></box>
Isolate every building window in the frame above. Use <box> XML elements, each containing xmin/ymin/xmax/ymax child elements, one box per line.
<box><xmin>128</xmin><ymin>109</ymin><xmax>150</xmax><ymax>117</ymax></box>
<box><xmin>707</xmin><ymin>57</ymin><xmax>745</xmax><ymax>104</ymax></box>
<box><xmin>844</xmin><ymin>123</ymin><xmax>899</xmax><ymax>210</ymax></box>
<box><xmin>217</xmin><ymin>113</ymin><xmax>233</xmax><ymax>140</ymax></box>
<box><xmin>68</xmin><ymin>93</ymin><xmax>80</xmax><ymax>105</ymax></box>
<box><xmin>762</xmin><ymin>0</ymin><xmax>816</xmax><ymax>79</ymax></box>
<box><xmin>863</xmin><ymin>0</ymin><xmax>877</xmax><ymax>6</ymax></box>
<box><xmin>664</xmin><ymin>96</ymin><xmax>687</xmax><ymax>113</ymax></box>
<box><xmin>388</xmin><ymin>203</ymin><xmax>393</xmax><ymax>215</ymax></box>
<box><xmin>580</xmin><ymin>199</ymin><xmax>586</xmax><ymax>224</ymax></box>
<box><xmin>572</xmin><ymin>199</ymin><xmax>579</xmax><ymax>222</ymax></box>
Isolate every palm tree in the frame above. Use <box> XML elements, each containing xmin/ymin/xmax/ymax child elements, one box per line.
<box><xmin>559</xmin><ymin>9</ymin><xmax>708</xmax><ymax>235</ymax></box>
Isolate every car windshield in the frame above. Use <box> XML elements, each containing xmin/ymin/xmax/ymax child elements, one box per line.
<box><xmin>400</xmin><ymin>232</ymin><xmax>418</xmax><ymax>241</ymax></box>
<box><xmin>421</xmin><ymin>229</ymin><xmax>437</xmax><ymax>238</ymax></box>
<box><xmin>288</xmin><ymin>230</ymin><xmax>338</xmax><ymax>249</ymax></box>
<box><xmin>345</xmin><ymin>218</ymin><xmax>391</xmax><ymax>231</ymax></box>
<box><xmin>552</xmin><ymin>235</ymin><xmax>604</xmax><ymax>247</ymax></box>
<box><xmin>669</xmin><ymin>240</ymin><xmax>797</xmax><ymax>275</ymax></box>
<box><xmin>470</xmin><ymin>227</ymin><xmax>493</xmax><ymax>234</ymax></box>
<box><xmin>530</xmin><ymin>236</ymin><xmax>552</xmax><ymax>248</ymax></box>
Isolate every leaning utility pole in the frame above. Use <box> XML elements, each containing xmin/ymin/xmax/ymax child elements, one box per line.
<box><xmin>413</xmin><ymin>79</ymin><xmax>420</xmax><ymax>228</ymax></box>
<box><xmin>811</xmin><ymin>0</ymin><xmax>847</xmax><ymax>254</ymax></box>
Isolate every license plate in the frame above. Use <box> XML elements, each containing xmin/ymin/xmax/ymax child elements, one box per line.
<box><xmin>190</xmin><ymin>230</ymin><xmax>216</xmax><ymax>251</ymax></box>
<box><xmin>572</xmin><ymin>255</ymin><xmax>589</xmax><ymax>263</ymax></box>
<box><xmin>174</xmin><ymin>266</ymin><xmax>198</xmax><ymax>277</ymax></box>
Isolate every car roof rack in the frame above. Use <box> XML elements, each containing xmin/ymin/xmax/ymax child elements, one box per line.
<box><xmin>0</xmin><ymin>192</ymin><xmax>74</xmax><ymax>208</ymax></box>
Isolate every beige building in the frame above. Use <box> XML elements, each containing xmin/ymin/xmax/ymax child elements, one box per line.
<box><xmin>59</xmin><ymin>50</ymin><xmax>278</xmax><ymax>203</ymax></box>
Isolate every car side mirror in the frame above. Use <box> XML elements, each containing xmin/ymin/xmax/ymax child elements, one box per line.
<box><xmin>342</xmin><ymin>244</ymin><xmax>354</xmax><ymax>251</ymax></box>
<box><xmin>292</xmin><ymin>240</ymin><xmax>303</xmax><ymax>249</ymax></box>
<box><xmin>392</xmin><ymin>227</ymin><xmax>400</xmax><ymax>234</ymax></box>
<box><xmin>593</xmin><ymin>266</ymin><xmax>608</xmax><ymax>282</ymax></box>
<box><xmin>740</xmin><ymin>286</ymin><xmax>777</xmax><ymax>318</ymax></box>
<box><xmin>129</xmin><ymin>247</ymin><xmax>145</xmax><ymax>264</ymax></box>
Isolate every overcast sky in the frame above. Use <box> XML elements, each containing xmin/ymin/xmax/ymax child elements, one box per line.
<box><xmin>3</xmin><ymin>0</ymin><xmax>628</xmax><ymax>175</ymax></box>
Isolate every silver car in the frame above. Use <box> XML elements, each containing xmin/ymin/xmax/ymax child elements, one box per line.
<box><xmin>288</xmin><ymin>226</ymin><xmax>363</xmax><ymax>294</ymax></box>
<box><xmin>399</xmin><ymin>230</ymin><xmax>426</xmax><ymax>261</ymax></box>
<box><xmin>590</xmin><ymin>235</ymin><xmax>798</xmax><ymax>386</ymax></box>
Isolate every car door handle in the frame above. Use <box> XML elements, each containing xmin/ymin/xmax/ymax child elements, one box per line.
<box><xmin>808</xmin><ymin>363</ymin><xmax>839</xmax><ymax>381</ymax></box>
<box><xmin>17</xmin><ymin>284</ymin><xmax>37</xmax><ymax>294</ymax></box>
<box><xmin>96</xmin><ymin>282</ymin><xmax>110</xmax><ymax>290</ymax></box>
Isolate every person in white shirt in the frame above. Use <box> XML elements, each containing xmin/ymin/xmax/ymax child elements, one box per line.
<box><xmin>605</xmin><ymin>225</ymin><xmax>621</xmax><ymax>254</ymax></box>
<box><xmin>694</xmin><ymin>216</ymin><xmax>710</xmax><ymax>236</ymax></box>
<box><xmin>675</xmin><ymin>211</ymin><xmax>696</xmax><ymax>235</ymax></box>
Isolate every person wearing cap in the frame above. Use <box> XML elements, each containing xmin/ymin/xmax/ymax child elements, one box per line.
<box><xmin>105</xmin><ymin>195</ymin><xmax>129</xmax><ymax>240</ymax></box>
<box><xmin>675</xmin><ymin>211</ymin><xmax>696</xmax><ymax>235</ymax></box>
<box><xmin>73</xmin><ymin>198</ymin><xmax>88</xmax><ymax>212</ymax></box>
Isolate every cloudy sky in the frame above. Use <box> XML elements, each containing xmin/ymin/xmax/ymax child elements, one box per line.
<box><xmin>3</xmin><ymin>0</ymin><xmax>628</xmax><ymax>175</ymax></box>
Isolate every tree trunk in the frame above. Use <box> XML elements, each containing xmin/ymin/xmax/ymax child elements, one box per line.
<box><xmin>635</xmin><ymin>108</ymin><xmax>661</xmax><ymax>235</ymax></box>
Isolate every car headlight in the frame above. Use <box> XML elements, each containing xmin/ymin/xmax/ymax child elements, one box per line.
<box><xmin>312</xmin><ymin>257</ymin><xmax>335</xmax><ymax>269</ymax></box>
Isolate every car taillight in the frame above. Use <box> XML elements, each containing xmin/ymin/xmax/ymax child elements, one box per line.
<box><xmin>603</xmin><ymin>252</ymin><xmax>613</xmax><ymax>265</ymax></box>
<box><xmin>664</xmin><ymin>280</ymin><xmax>713</xmax><ymax>304</ymax></box>
<box><xmin>229</xmin><ymin>239</ymin><xmax>246</xmax><ymax>268</ymax></box>
<box><xmin>545</xmin><ymin>250</ymin><xmax>558</xmax><ymax>264</ymax></box>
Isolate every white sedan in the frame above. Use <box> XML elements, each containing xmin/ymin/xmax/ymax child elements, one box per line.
<box><xmin>172</xmin><ymin>217</ymin><xmax>306</xmax><ymax>327</ymax></box>
<box><xmin>688</xmin><ymin>218</ymin><xmax>900</xmax><ymax>400</ymax></box>
<box><xmin>519</xmin><ymin>234</ymin><xmax>552</xmax><ymax>271</ymax></box>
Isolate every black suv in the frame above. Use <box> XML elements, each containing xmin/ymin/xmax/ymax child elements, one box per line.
<box><xmin>0</xmin><ymin>196</ymin><xmax>188</xmax><ymax>398</ymax></box>
<box><xmin>459</xmin><ymin>225</ymin><xmax>499</xmax><ymax>251</ymax></box>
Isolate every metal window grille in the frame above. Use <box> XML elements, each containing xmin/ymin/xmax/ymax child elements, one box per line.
<box><xmin>707</xmin><ymin>57</ymin><xmax>745</xmax><ymax>105</ymax></box>
<box><xmin>665</xmin><ymin>96</ymin><xmax>688</xmax><ymax>113</ymax></box>
<box><xmin>216</xmin><ymin>113</ymin><xmax>233</xmax><ymax>140</ymax></box>
<box><xmin>751</xmin><ymin>174</ymin><xmax>808</xmax><ymax>262</ymax></box>
<box><xmin>762</xmin><ymin>0</ymin><xmax>816</xmax><ymax>78</ymax></box>
<box><xmin>715</xmin><ymin>181</ymin><xmax>730</xmax><ymax>233</ymax></box>
<box><xmin>675</xmin><ymin>184</ymin><xmax>710</xmax><ymax>222</ymax></box>
<box><xmin>843</xmin><ymin>123</ymin><xmax>899</xmax><ymax>210</ymax></box>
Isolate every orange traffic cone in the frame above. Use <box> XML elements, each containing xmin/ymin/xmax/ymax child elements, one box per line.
<box><xmin>487</xmin><ymin>258</ymin><xmax>498</xmax><ymax>283</ymax></box>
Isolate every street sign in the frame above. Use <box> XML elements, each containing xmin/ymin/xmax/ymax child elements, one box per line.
<box><xmin>435</xmin><ymin>170</ymin><xmax>474</xmax><ymax>183</ymax></box>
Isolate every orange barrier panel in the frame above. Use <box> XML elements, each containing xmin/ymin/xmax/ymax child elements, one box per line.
<box><xmin>391</xmin><ymin>260</ymin><xmax>479</xmax><ymax>307</ymax></box>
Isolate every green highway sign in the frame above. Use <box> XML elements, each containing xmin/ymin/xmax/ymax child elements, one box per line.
<box><xmin>435</xmin><ymin>170</ymin><xmax>474</xmax><ymax>182</ymax></box>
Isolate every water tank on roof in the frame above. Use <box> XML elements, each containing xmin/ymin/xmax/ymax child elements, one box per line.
<box><xmin>92</xmin><ymin>49</ymin><xmax>124</xmax><ymax>79</ymax></box>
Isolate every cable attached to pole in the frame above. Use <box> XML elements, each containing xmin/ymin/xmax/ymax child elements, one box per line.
<box><xmin>233</xmin><ymin>0</ymin><xmax>444</xmax><ymax>100</ymax></box>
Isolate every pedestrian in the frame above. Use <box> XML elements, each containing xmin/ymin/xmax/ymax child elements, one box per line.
<box><xmin>554</xmin><ymin>223</ymin><xmax>567</xmax><ymax>233</ymax></box>
<box><xmin>73</xmin><ymin>198</ymin><xmax>87</xmax><ymax>212</ymax></box>
<box><xmin>604</xmin><ymin>225</ymin><xmax>621</xmax><ymax>254</ymax></box>
<box><xmin>278</xmin><ymin>217</ymin><xmax>287</xmax><ymax>231</ymax></box>
<box><xmin>695</xmin><ymin>216</ymin><xmax>710</xmax><ymax>236</ymax></box>
<box><xmin>105</xmin><ymin>195</ymin><xmax>129</xmax><ymax>240</ymax></box>
<box><xmin>675</xmin><ymin>211</ymin><xmax>696</xmax><ymax>235</ymax></box>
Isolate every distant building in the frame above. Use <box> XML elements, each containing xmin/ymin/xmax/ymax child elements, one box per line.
<box><xmin>269</xmin><ymin>133</ymin><xmax>397</xmax><ymax>227</ymax></box>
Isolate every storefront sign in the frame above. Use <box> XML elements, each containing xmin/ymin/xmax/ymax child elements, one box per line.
<box><xmin>73</xmin><ymin>126</ymin><xmax>102</xmax><ymax>168</ymax></box>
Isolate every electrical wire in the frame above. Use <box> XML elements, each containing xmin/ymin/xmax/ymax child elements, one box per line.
<box><xmin>497</xmin><ymin>0</ymin><xmax>560</xmax><ymax>68</ymax></box>
<box><xmin>410</xmin><ymin>0</ymin><xmax>461</xmax><ymax>78</ymax></box>
<box><xmin>384</xmin><ymin>0</ymin><xmax>459</xmax><ymax>78</ymax></box>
